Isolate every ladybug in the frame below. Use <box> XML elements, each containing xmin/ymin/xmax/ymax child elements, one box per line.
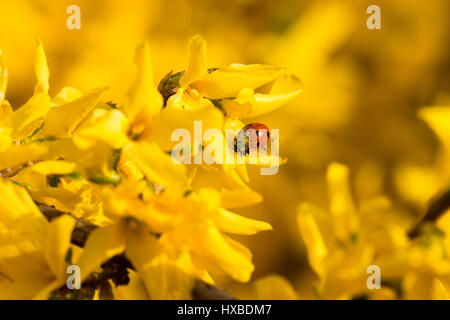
<box><xmin>234</xmin><ymin>123</ymin><xmax>270</xmax><ymax>156</ymax></box>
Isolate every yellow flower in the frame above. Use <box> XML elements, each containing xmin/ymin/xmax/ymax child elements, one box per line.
<box><xmin>297</xmin><ymin>162</ymin><xmax>408</xmax><ymax>299</ymax></box>
<box><xmin>376</xmin><ymin>224</ymin><xmax>450</xmax><ymax>299</ymax></box>
<box><xmin>0</xmin><ymin>40</ymin><xmax>51</xmax><ymax>153</ymax></box>
<box><xmin>47</xmin><ymin>42</ymin><xmax>191</xmax><ymax>196</ymax></box>
<box><xmin>39</xmin><ymin>87</ymin><xmax>108</xmax><ymax>139</ymax></box>
<box><xmin>154</xmin><ymin>36</ymin><xmax>293</xmax><ymax>187</ymax></box>
<box><xmin>76</xmin><ymin>181</ymin><xmax>272</xmax><ymax>299</ymax></box>
<box><xmin>165</xmin><ymin>35</ymin><xmax>302</xmax><ymax>119</ymax></box>
<box><xmin>0</xmin><ymin>180</ymin><xmax>79</xmax><ymax>299</ymax></box>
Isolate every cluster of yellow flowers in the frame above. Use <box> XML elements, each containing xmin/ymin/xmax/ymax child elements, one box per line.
<box><xmin>1</xmin><ymin>0</ymin><xmax>449</xmax><ymax>300</ymax></box>
<box><xmin>244</xmin><ymin>105</ymin><xmax>450</xmax><ymax>301</ymax></box>
<box><xmin>295</xmin><ymin>106</ymin><xmax>450</xmax><ymax>300</ymax></box>
<box><xmin>0</xmin><ymin>36</ymin><xmax>302</xmax><ymax>299</ymax></box>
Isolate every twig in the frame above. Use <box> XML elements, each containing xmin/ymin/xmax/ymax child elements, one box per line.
<box><xmin>408</xmin><ymin>186</ymin><xmax>450</xmax><ymax>238</ymax></box>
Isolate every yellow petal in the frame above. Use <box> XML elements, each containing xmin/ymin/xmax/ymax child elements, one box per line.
<box><xmin>180</xmin><ymin>35</ymin><xmax>207</xmax><ymax>87</ymax></box>
<box><xmin>326</xmin><ymin>162</ymin><xmax>356</xmax><ymax>217</ymax></box>
<box><xmin>220</xmin><ymin>187</ymin><xmax>262</xmax><ymax>208</ymax></box>
<box><xmin>116</xmin><ymin>156</ymin><xmax>144</xmax><ymax>180</ymax></box>
<box><xmin>151</xmin><ymin>102</ymin><xmax>223</xmax><ymax>151</ymax></box>
<box><xmin>126</xmin><ymin>230</ymin><xmax>195</xmax><ymax>300</ymax></box>
<box><xmin>31</xmin><ymin>187</ymin><xmax>83</xmax><ymax>215</ymax></box>
<box><xmin>75</xmin><ymin>221</ymin><xmax>127</xmax><ymax>282</ymax></box>
<box><xmin>191</xmin><ymin>222</ymin><xmax>254</xmax><ymax>282</ymax></box>
<box><xmin>34</xmin><ymin>38</ymin><xmax>49</xmax><ymax>94</ymax></box>
<box><xmin>0</xmin><ymin>124</ymin><xmax>12</xmax><ymax>152</ymax></box>
<box><xmin>247</xmin><ymin>154</ymin><xmax>287</xmax><ymax>167</ymax></box>
<box><xmin>40</xmin><ymin>87</ymin><xmax>107</xmax><ymax>138</ymax></box>
<box><xmin>394</xmin><ymin>165</ymin><xmax>440</xmax><ymax>205</ymax></box>
<box><xmin>112</xmin><ymin>270</ymin><xmax>149</xmax><ymax>300</ymax></box>
<box><xmin>215</xmin><ymin>208</ymin><xmax>272</xmax><ymax>235</ymax></box>
<box><xmin>123</xmin><ymin>42</ymin><xmax>163</xmax><ymax>121</ymax></box>
<box><xmin>0</xmin><ymin>100</ymin><xmax>12</xmax><ymax>119</ymax></box>
<box><xmin>0</xmin><ymin>50</ymin><xmax>7</xmax><ymax>102</ymax></box>
<box><xmin>33</xmin><ymin>280</ymin><xmax>62</xmax><ymax>300</ymax></box>
<box><xmin>44</xmin><ymin>215</ymin><xmax>76</xmax><ymax>281</ymax></box>
<box><xmin>1</xmin><ymin>92</ymin><xmax>51</xmax><ymax>141</ymax></box>
<box><xmin>419</xmin><ymin>107</ymin><xmax>450</xmax><ymax>153</ymax></box>
<box><xmin>28</xmin><ymin>160</ymin><xmax>76</xmax><ymax>175</ymax></box>
<box><xmin>234</xmin><ymin>164</ymin><xmax>249</xmax><ymax>183</ymax></box>
<box><xmin>0</xmin><ymin>179</ymin><xmax>49</xmax><ymax>249</ymax></box>
<box><xmin>223</xmin><ymin>117</ymin><xmax>244</xmax><ymax>131</ymax></box>
<box><xmin>297</xmin><ymin>203</ymin><xmax>328</xmax><ymax>277</ymax></box>
<box><xmin>73</xmin><ymin>108</ymin><xmax>129</xmax><ymax>149</ymax></box>
<box><xmin>52</xmin><ymin>87</ymin><xmax>82</xmax><ymax>105</ymax></box>
<box><xmin>14</xmin><ymin>160</ymin><xmax>76</xmax><ymax>189</ymax></box>
<box><xmin>0</xmin><ymin>143</ymin><xmax>48</xmax><ymax>171</ymax></box>
<box><xmin>221</xmin><ymin>73</ymin><xmax>302</xmax><ymax>118</ymax></box>
<box><xmin>192</xmin><ymin>64</ymin><xmax>285</xmax><ymax>99</ymax></box>
<box><xmin>195</xmin><ymin>164</ymin><xmax>248</xmax><ymax>189</ymax></box>
<box><xmin>42</xmin><ymin>138</ymin><xmax>114</xmax><ymax>177</ymax></box>
<box><xmin>196</xmin><ymin>187</ymin><xmax>221</xmax><ymax>209</ymax></box>
<box><xmin>123</xmin><ymin>141</ymin><xmax>189</xmax><ymax>194</ymax></box>
<box><xmin>167</xmin><ymin>87</ymin><xmax>213</xmax><ymax>110</ymax></box>
<box><xmin>0</xmin><ymin>251</ymin><xmax>54</xmax><ymax>299</ymax></box>
<box><xmin>253</xmin><ymin>275</ymin><xmax>299</xmax><ymax>300</ymax></box>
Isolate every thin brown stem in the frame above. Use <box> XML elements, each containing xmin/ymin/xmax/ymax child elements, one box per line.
<box><xmin>408</xmin><ymin>186</ymin><xmax>450</xmax><ymax>238</ymax></box>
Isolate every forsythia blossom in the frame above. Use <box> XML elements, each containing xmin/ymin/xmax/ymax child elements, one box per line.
<box><xmin>0</xmin><ymin>36</ymin><xmax>301</xmax><ymax>299</ymax></box>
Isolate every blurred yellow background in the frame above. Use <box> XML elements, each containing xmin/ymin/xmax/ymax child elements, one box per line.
<box><xmin>1</xmin><ymin>0</ymin><xmax>449</xmax><ymax>299</ymax></box>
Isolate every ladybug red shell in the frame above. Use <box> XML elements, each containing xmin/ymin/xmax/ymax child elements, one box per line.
<box><xmin>234</xmin><ymin>123</ymin><xmax>270</xmax><ymax>155</ymax></box>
